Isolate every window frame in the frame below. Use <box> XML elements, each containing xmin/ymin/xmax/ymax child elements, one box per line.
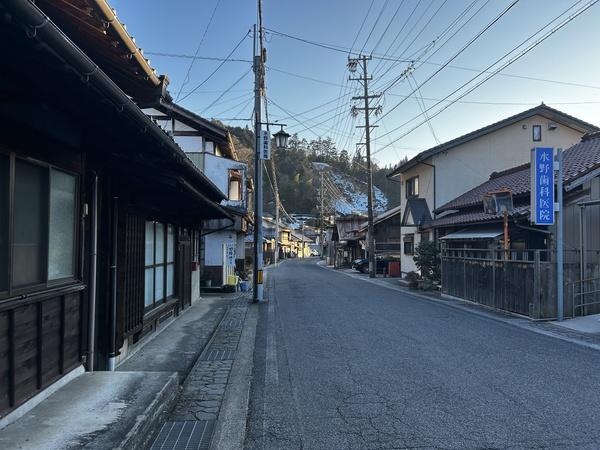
<box><xmin>532</xmin><ymin>124</ymin><xmax>542</xmax><ymax>142</ymax></box>
<box><xmin>228</xmin><ymin>169</ymin><xmax>243</xmax><ymax>201</ymax></box>
<box><xmin>405</xmin><ymin>176</ymin><xmax>419</xmax><ymax>198</ymax></box>
<box><xmin>0</xmin><ymin>149</ymin><xmax>80</xmax><ymax>301</ymax></box>
<box><xmin>144</xmin><ymin>221</ymin><xmax>176</xmax><ymax>314</ymax></box>
<box><xmin>403</xmin><ymin>234</ymin><xmax>415</xmax><ymax>256</ymax></box>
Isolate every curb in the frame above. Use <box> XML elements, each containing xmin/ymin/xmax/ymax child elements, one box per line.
<box><xmin>118</xmin><ymin>372</ymin><xmax>179</xmax><ymax>450</ymax></box>
<box><xmin>210</xmin><ymin>300</ymin><xmax>258</xmax><ymax>449</ymax></box>
<box><xmin>318</xmin><ymin>262</ymin><xmax>600</xmax><ymax>354</ymax></box>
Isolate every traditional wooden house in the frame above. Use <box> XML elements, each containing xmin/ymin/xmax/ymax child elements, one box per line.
<box><xmin>434</xmin><ymin>132</ymin><xmax>600</xmax><ymax>319</ymax></box>
<box><xmin>358</xmin><ymin>205</ymin><xmax>403</xmax><ymax>257</ymax></box>
<box><xmin>331</xmin><ymin>214</ymin><xmax>367</xmax><ymax>267</ymax></box>
<box><xmin>141</xmin><ymin>102</ymin><xmax>252</xmax><ymax>289</ymax></box>
<box><xmin>0</xmin><ymin>0</ymin><xmax>229</xmax><ymax>419</ymax></box>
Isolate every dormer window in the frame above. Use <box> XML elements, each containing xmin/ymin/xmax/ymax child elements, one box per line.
<box><xmin>228</xmin><ymin>169</ymin><xmax>242</xmax><ymax>201</ymax></box>
<box><xmin>405</xmin><ymin>176</ymin><xmax>419</xmax><ymax>198</ymax></box>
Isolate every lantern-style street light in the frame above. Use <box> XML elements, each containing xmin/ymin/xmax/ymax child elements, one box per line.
<box><xmin>273</xmin><ymin>126</ymin><xmax>290</xmax><ymax>150</ymax></box>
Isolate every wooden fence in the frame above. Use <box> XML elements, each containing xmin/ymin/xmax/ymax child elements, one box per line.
<box><xmin>441</xmin><ymin>248</ymin><xmax>600</xmax><ymax>319</ymax></box>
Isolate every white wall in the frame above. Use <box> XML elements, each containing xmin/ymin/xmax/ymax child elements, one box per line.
<box><xmin>432</xmin><ymin>115</ymin><xmax>583</xmax><ymax>208</ymax></box>
<box><xmin>203</xmin><ymin>153</ymin><xmax>248</xmax><ymax>208</ymax></box>
<box><xmin>204</xmin><ymin>230</ymin><xmax>237</xmax><ymax>266</ymax></box>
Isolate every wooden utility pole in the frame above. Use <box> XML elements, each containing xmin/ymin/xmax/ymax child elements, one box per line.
<box><xmin>350</xmin><ymin>55</ymin><xmax>380</xmax><ymax>278</ymax></box>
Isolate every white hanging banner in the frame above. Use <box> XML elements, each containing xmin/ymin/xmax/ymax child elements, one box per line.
<box><xmin>259</xmin><ymin>129</ymin><xmax>271</xmax><ymax>160</ymax></box>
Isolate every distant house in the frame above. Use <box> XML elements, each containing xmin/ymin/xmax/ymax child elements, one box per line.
<box><xmin>331</xmin><ymin>214</ymin><xmax>367</xmax><ymax>267</ymax></box>
<box><xmin>387</xmin><ymin>104</ymin><xmax>598</xmax><ymax>274</ymax></box>
<box><xmin>359</xmin><ymin>205</ymin><xmax>403</xmax><ymax>256</ymax></box>
<box><xmin>434</xmin><ymin>132</ymin><xmax>600</xmax><ymax>319</ymax></box>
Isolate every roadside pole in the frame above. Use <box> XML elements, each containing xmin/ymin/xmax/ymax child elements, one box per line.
<box><xmin>556</xmin><ymin>148</ymin><xmax>564</xmax><ymax>321</ymax></box>
<box><xmin>252</xmin><ymin>18</ymin><xmax>264</xmax><ymax>303</ymax></box>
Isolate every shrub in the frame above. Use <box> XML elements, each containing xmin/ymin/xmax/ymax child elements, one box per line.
<box><xmin>405</xmin><ymin>271</ymin><xmax>419</xmax><ymax>289</ymax></box>
<box><xmin>413</xmin><ymin>240</ymin><xmax>440</xmax><ymax>283</ymax></box>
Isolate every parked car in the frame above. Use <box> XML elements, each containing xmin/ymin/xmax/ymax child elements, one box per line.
<box><xmin>353</xmin><ymin>256</ymin><xmax>400</xmax><ymax>274</ymax></box>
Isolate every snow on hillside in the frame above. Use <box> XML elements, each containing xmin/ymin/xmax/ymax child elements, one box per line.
<box><xmin>328</xmin><ymin>171</ymin><xmax>388</xmax><ymax>215</ymax></box>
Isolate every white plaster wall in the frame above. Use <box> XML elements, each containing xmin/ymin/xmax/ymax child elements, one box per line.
<box><xmin>204</xmin><ymin>230</ymin><xmax>237</xmax><ymax>266</ymax></box>
<box><xmin>174</xmin><ymin>135</ymin><xmax>203</xmax><ymax>153</ymax></box>
<box><xmin>433</xmin><ymin>116</ymin><xmax>584</xmax><ymax>208</ymax></box>
<box><xmin>203</xmin><ymin>153</ymin><xmax>248</xmax><ymax>207</ymax></box>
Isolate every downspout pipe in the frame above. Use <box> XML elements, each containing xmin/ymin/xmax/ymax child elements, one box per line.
<box><xmin>88</xmin><ymin>175</ymin><xmax>98</xmax><ymax>372</ymax></box>
<box><xmin>108</xmin><ymin>196</ymin><xmax>118</xmax><ymax>371</ymax></box>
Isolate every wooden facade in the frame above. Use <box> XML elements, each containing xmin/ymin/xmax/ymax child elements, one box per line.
<box><xmin>0</xmin><ymin>0</ymin><xmax>229</xmax><ymax>419</ymax></box>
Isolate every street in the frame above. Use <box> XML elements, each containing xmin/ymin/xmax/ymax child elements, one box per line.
<box><xmin>246</xmin><ymin>259</ymin><xmax>600</xmax><ymax>449</ymax></box>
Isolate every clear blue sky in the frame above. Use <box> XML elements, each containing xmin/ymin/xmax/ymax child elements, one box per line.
<box><xmin>111</xmin><ymin>0</ymin><xmax>600</xmax><ymax>166</ymax></box>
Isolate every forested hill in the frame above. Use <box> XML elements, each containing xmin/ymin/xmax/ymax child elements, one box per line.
<box><xmin>226</xmin><ymin>125</ymin><xmax>405</xmax><ymax>216</ymax></box>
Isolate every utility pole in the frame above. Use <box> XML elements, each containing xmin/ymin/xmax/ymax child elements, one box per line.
<box><xmin>320</xmin><ymin>171</ymin><xmax>325</xmax><ymax>259</ymax></box>
<box><xmin>349</xmin><ymin>55</ymin><xmax>380</xmax><ymax>278</ymax></box>
<box><xmin>252</xmin><ymin>6</ymin><xmax>264</xmax><ymax>302</ymax></box>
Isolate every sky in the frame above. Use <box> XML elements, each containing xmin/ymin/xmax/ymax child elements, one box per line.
<box><xmin>111</xmin><ymin>0</ymin><xmax>600</xmax><ymax>166</ymax></box>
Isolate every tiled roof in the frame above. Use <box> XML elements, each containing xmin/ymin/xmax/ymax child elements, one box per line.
<box><xmin>435</xmin><ymin>133</ymin><xmax>600</xmax><ymax>214</ymax></box>
<box><xmin>433</xmin><ymin>205</ymin><xmax>530</xmax><ymax>227</ymax></box>
<box><xmin>359</xmin><ymin>205</ymin><xmax>401</xmax><ymax>231</ymax></box>
<box><xmin>388</xmin><ymin>104</ymin><xmax>599</xmax><ymax>177</ymax></box>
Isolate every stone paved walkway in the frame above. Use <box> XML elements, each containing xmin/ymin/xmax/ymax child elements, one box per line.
<box><xmin>150</xmin><ymin>293</ymin><xmax>252</xmax><ymax>449</ymax></box>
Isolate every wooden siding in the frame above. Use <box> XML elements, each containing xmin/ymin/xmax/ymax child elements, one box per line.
<box><xmin>119</xmin><ymin>213</ymin><xmax>145</xmax><ymax>338</ymax></box>
<box><xmin>0</xmin><ymin>287</ymin><xmax>83</xmax><ymax>418</ymax></box>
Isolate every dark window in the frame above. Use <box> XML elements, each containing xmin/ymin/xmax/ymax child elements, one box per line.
<box><xmin>533</xmin><ymin>125</ymin><xmax>542</xmax><ymax>142</ymax></box>
<box><xmin>13</xmin><ymin>160</ymin><xmax>48</xmax><ymax>287</ymax></box>
<box><xmin>0</xmin><ymin>154</ymin><xmax>8</xmax><ymax>291</ymax></box>
<box><xmin>421</xmin><ymin>231</ymin><xmax>430</xmax><ymax>242</ymax></box>
<box><xmin>405</xmin><ymin>176</ymin><xmax>419</xmax><ymax>198</ymax></box>
<box><xmin>404</xmin><ymin>234</ymin><xmax>414</xmax><ymax>255</ymax></box>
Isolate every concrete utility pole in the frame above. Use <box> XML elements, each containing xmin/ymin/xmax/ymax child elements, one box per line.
<box><xmin>252</xmin><ymin>8</ymin><xmax>264</xmax><ymax>302</ymax></box>
<box><xmin>320</xmin><ymin>171</ymin><xmax>325</xmax><ymax>258</ymax></box>
<box><xmin>349</xmin><ymin>55</ymin><xmax>380</xmax><ymax>278</ymax></box>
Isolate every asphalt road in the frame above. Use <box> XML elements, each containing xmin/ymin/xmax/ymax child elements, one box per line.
<box><xmin>245</xmin><ymin>259</ymin><xmax>600</xmax><ymax>449</ymax></box>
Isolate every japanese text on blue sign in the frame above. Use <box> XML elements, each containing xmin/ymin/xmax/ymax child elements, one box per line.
<box><xmin>531</xmin><ymin>147</ymin><xmax>554</xmax><ymax>225</ymax></box>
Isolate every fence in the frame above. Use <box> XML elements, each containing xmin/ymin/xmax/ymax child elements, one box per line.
<box><xmin>441</xmin><ymin>248</ymin><xmax>600</xmax><ymax>319</ymax></box>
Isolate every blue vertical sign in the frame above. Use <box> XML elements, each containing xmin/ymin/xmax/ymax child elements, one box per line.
<box><xmin>531</xmin><ymin>147</ymin><xmax>554</xmax><ymax>225</ymax></box>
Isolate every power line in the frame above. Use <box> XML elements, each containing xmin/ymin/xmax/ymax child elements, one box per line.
<box><xmin>178</xmin><ymin>30</ymin><xmax>251</xmax><ymax>102</ymax></box>
<box><xmin>359</xmin><ymin>0</ymin><xmax>390</xmax><ymax>55</ymax></box>
<box><xmin>373</xmin><ymin>0</ymin><xmax>599</xmax><ymax>155</ymax></box>
<box><xmin>375</xmin><ymin>0</ymin><xmax>521</xmax><ymax>122</ymax></box>
<box><xmin>200</xmin><ymin>68</ymin><xmax>252</xmax><ymax>114</ymax></box>
<box><xmin>175</xmin><ymin>0</ymin><xmax>222</xmax><ymax>101</ymax></box>
<box><xmin>350</xmin><ymin>0</ymin><xmax>375</xmax><ymax>54</ymax></box>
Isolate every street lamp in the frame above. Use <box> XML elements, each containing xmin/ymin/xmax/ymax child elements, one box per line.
<box><xmin>273</xmin><ymin>126</ymin><xmax>290</xmax><ymax>150</ymax></box>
